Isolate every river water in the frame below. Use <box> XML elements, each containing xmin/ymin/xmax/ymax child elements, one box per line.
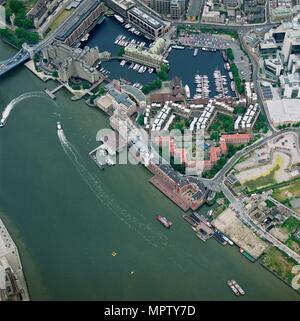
<box><xmin>0</xmin><ymin>25</ymin><xmax>299</xmax><ymax>300</ymax></box>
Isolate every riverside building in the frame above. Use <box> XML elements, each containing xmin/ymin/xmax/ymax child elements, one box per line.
<box><xmin>128</xmin><ymin>6</ymin><xmax>171</xmax><ymax>39</ymax></box>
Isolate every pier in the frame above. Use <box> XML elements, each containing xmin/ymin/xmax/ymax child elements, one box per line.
<box><xmin>44</xmin><ymin>84</ymin><xmax>64</xmax><ymax>100</ymax></box>
<box><xmin>183</xmin><ymin>212</ymin><xmax>214</xmax><ymax>241</ymax></box>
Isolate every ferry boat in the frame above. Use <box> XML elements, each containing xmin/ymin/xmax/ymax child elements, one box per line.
<box><xmin>227</xmin><ymin>280</ymin><xmax>240</xmax><ymax>296</ymax></box>
<box><xmin>0</xmin><ymin>118</ymin><xmax>6</xmax><ymax>128</ymax></box>
<box><xmin>172</xmin><ymin>45</ymin><xmax>185</xmax><ymax>50</ymax></box>
<box><xmin>114</xmin><ymin>14</ymin><xmax>124</xmax><ymax>23</ymax></box>
<box><xmin>156</xmin><ymin>215</ymin><xmax>172</xmax><ymax>229</ymax></box>
<box><xmin>184</xmin><ymin>85</ymin><xmax>190</xmax><ymax>98</ymax></box>
<box><xmin>57</xmin><ymin>121</ymin><xmax>62</xmax><ymax>131</ymax></box>
<box><xmin>231</xmin><ymin>280</ymin><xmax>245</xmax><ymax>295</ymax></box>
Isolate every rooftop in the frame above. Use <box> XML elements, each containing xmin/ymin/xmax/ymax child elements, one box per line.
<box><xmin>129</xmin><ymin>6</ymin><xmax>168</xmax><ymax>29</ymax></box>
<box><xmin>55</xmin><ymin>0</ymin><xmax>102</xmax><ymax>42</ymax></box>
<box><xmin>266</xmin><ymin>99</ymin><xmax>300</xmax><ymax>125</ymax></box>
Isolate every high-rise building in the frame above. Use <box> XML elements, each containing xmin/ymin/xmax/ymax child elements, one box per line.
<box><xmin>150</xmin><ymin>0</ymin><xmax>187</xmax><ymax>18</ymax></box>
<box><xmin>170</xmin><ymin>0</ymin><xmax>182</xmax><ymax>19</ymax></box>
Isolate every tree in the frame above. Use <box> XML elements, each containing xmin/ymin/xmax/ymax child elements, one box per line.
<box><xmin>52</xmin><ymin>71</ymin><xmax>58</xmax><ymax>78</ymax></box>
<box><xmin>71</xmin><ymin>83</ymin><xmax>81</xmax><ymax>91</ymax></box>
<box><xmin>98</xmin><ymin>85</ymin><xmax>105</xmax><ymax>96</ymax></box>
<box><xmin>82</xmin><ymin>81</ymin><xmax>91</xmax><ymax>90</ymax></box>
<box><xmin>137</xmin><ymin>114</ymin><xmax>144</xmax><ymax>126</ymax></box>
<box><xmin>210</xmin><ymin>131</ymin><xmax>219</xmax><ymax>141</ymax></box>
<box><xmin>226</xmin><ymin>48</ymin><xmax>234</xmax><ymax>61</ymax></box>
<box><xmin>235</xmin><ymin>104</ymin><xmax>246</xmax><ymax>115</ymax></box>
<box><xmin>118</xmin><ymin>47</ymin><xmax>125</xmax><ymax>57</ymax></box>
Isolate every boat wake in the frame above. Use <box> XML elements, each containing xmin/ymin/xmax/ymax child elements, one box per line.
<box><xmin>57</xmin><ymin>129</ymin><xmax>169</xmax><ymax>248</ymax></box>
<box><xmin>1</xmin><ymin>92</ymin><xmax>49</xmax><ymax>126</ymax></box>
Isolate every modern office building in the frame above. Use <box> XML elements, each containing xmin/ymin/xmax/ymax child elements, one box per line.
<box><xmin>186</xmin><ymin>0</ymin><xmax>201</xmax><ymax>21</ymax></box>
<box><xmin>264</xmin><ymin>58</ymin><xmax>283</xmax><ymax>76</ymax></box>
<box><xmin>102</xmin><ymin>0</ymin><xmax>135</xmax><ymax>18</ymax></box>
<box><xmin>128</xmin><ymin>6</ymin><xmax>171</xmax><ymax>38</ymax></box>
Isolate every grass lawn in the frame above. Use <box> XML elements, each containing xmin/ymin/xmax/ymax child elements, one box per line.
<box><xmin>25</xmin><ymin>0</ymin><xmax>39</xmax><ymax>11</ymax></box>
<box><xmin>49</xmin><ymin>9</ymin><xmax>73</xmax><ymax>34</ymax></box>
<box><xmin>286</xmin><ymin>237</ymin><xmax>300</xmax><ymax>256</ymax></box>
<box><xmin>243</xmin><ymin>165</ymin><xmax>279</xmax><ymax>191</ymax></box>
<box><xmin>281</xmin><ymin>217</ymin><xmax>300</xmax><ymax>235</ymax></box>
<box><xmin>261</xmin><ymin>246</ymin><xmax>299</xmax><ymax>289</ymax></box>
<box><xmin>273</xmin><ymin>180</ymin><xmax>300</xmax><ymax>202</ymax></box>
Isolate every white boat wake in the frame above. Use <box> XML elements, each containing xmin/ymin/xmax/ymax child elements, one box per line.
<box><xmin>1</xmin><ymin>92</ymin><xmax>49</xmax><ymax>126</ymax></box>
<box><xmin>57</xmin><ymin>129</ymin><xmax>169</xmax><ymax>248</ymax></box>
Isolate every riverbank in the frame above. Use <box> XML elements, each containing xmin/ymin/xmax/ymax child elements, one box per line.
<box><xmin>0</xmin><ymin>217</ymin><xmax>30</xmax><ymax>300</ymax></box>
<box><xmin>1</xmin><ymin>27</ymin><xmax>300</xmax><ymax>300</ymax></box>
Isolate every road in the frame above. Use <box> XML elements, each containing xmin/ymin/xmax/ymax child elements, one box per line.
<box><xmin>221</xmin><ymin>182</ymin><xmax>300</xmax><ymax>264</ymax></box>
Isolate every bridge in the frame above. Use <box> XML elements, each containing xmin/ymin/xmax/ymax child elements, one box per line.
<box><xmin>0</xmin><ymin>46</ymin><xmax>30</xmax><ymax>77</ymax></box>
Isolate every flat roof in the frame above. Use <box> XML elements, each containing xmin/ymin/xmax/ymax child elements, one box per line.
<box><xmin>187</xmin><ymin>0</ymin><xmax>202</xmax><ymax>17</ymax></box>
<box><xmin>129</xmin><ymin>7</ymin><xmax>168</xmax><ymax>29</ymax></box>
<box><xmin>266</xmin><ymin>99</ymin><xmax>300</xmax><ymax>125</ymax></box>
<box><xmin>55</xmin><ymin>0</ymin><xmax>102</xmax><ymax>42</ymax></box>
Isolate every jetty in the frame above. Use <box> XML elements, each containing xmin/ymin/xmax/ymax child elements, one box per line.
<box><xmin>44</xmin><ymin>84</ymin><xmax>64</xmax><ymax>100</ymax></box>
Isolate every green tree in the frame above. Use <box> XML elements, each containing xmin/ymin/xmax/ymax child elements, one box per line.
<box><xmin>52</xmin><ymin>70</ymin><xmax>58</xmax><ymax>78</ymax></box>
<box><xmin>210</xmin><ymin>131</ymin><xmax>219</xmax><ymax>141</ymax></box>
<box><xmin>118</xmin><ymin>47</ymin><xmax>125</xmax><ymax>56</ymax></box>
<box><xmin>82</xmin><ymin>81</ymin><xmax>91</xmax><ymax>90</ymax></box>
<box><xmin>226</xmin><ymin>48</ymin><xmax>234</xmax><ymax>61</ymax></box>
<box><xmin>98</xmin><ymin>85</ymin><xmax>105</xmax><ymax>96</ymax></box>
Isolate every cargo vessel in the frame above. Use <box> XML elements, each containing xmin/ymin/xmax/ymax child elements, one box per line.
<box><xmin>156</xmin><ymin>215</ymin><xmax>172</xmax><ymax>229</ymax></box>
<box><xmin>227</xmin><ymin>280</ymin><xmax>240</xmax><ymax>296</ymax></box>
<box><xmin>231</xmin><ymin>280</ymin><xmax>245</xmax><ymax>295</ymax></box>
<box><xmin>222</xmin><ymin>235</ymin><xmax>234</xmax><ymax>246</ymax></box>
<box><xmin>240</xmin><ymin>248</ymin><xmax>255</xmax><ymax>262</ymax></box>
<box><xmin>213</xmin><ymin>230</ymin><xmax>228</xmax><ymax>245</ymax></box>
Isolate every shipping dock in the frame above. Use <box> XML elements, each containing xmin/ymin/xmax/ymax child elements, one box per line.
<box><xmin>213</xmin><ymin>230</ymin><xmax>228</xmax><ymax>246</ymax></box>
<box><xmin>89</xmin><ymin>145</ymin><xmax>116</xmax><ymax>169</ymax></box>
<box><xmin>183</xmin><ymin>212</ymin><xmax>214</xmax><ymax>241</ymax></box>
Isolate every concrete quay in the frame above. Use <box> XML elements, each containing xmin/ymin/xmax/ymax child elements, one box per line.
<box><xmin>0</xmin><ymin>218</ymin><xmax>30</xmax><ymax>301</ymax></box>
